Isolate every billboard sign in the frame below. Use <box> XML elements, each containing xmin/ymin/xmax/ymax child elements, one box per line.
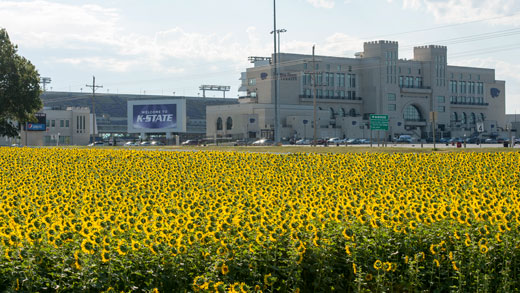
<box><xmin>26</xmin><ymin>113</ymin><xmax>46</xmax><ymax>131</ymax></box>
<box><xmin>128</xmin><ymin>99</ymin><xmax>186</xmax><ymax>133</ymax></box>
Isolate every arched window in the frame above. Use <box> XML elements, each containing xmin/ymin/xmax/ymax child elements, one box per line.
<box><xmin>451</xmin><ymin>112</ymin><xmax>458</xmax><ymax>122</ymax></box>
<box><xmin>340</xmin><ymin>108</ymin><xmax>346</xmax><ymax>117</ymax></box>
<box><xmin>349</xmin><ymin>108</ymin><xmax>356</xmax><ymax>117</ymax></box>
<box><xmin>480</xmin><ymin>113</ymin><xmax>485</xmax><ymax>122</ymax></box>
<box><xmin>216</xmin><ymin>117</ymin><xmax>223</xmax><ymax>130</ymax></box>
<box><xmin>403</xmin><ymin>105</ymin><xmax>422</xmax><ymax>121</ymax></box>
<box><xmin>470</xmin><ymin>113</ymin><xmax>476</xmax><ymax>124</ymax></box>
<box><xmin>330</xmin><ymin>107</ymin><xmax>335</xmax><ymax>119</ymax></box>
<box><xmin>226</xmin><ymin>117</ymin><xmax>233</xmax><ymax>130</ymax></box>
<box><xmin>461</xmin><ymin>112</ymin><xmax>467</xmax><ymax>124</ymax></box>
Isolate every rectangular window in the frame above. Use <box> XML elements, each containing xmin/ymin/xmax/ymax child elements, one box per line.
<box><xmin>46</xmin><ymin>120</ymin><xmax>50</xmax><ymax>127</ymax></box>
<box><xmin>337</xmin><ymin>65</ymin><xmax>341</xmax><ymax>71</ymax></box>
<box><xmin>65</xmin><ymin>120</ymin><xmax>69</xmax><ymax>128</ymax></box>
<box><xmin>438</xmin><ymin>106</ymin><xmax>445</xmax><ymax>112</ymax></box>
<box><xmin>329</xmin><ymin>73</ymin><xmax>334</xmax><ymax>86</ymax></box>
<box><xmin>437</xmin><ymin>96</ymin><xmax>445</xmax><ymax>103</ymax></box>
<box><xmin>326</xmin><ymin>64</ymin><xmax>330</xmax><ymax>71</ymax></box>
<box><xmin>60</xmin><ymin>120</ymin><xmax>64</xmax><ymax>127</ymax></box>
<box><xmin>303</xmin><ymin>63</ymin><xmax>308</xmax><ymax>70</ymax></box>
<box><xmin>399</xmin><ymin>76</ymin><xmax>403</xmax><ymax>87</ymax></box>
<box><xmin>388</xmin><ymin>93</ymin><xmax>396</xmax><ymax>101</ymax></box>
<box><xmin>388</xmin><ymin>104</ymin><xmax>396</xmax><ymax>111</ymax></box>
<box><xmin>51</xmin><ymin>120</ymin><xmax>55</xmax><ymax>127</ymax></box>
<box><xmin>248</xmin><ymin>78</ymin><xmax>256</xmax><ymax>86</ymax></box>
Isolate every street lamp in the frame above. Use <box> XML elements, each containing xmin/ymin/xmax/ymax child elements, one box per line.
<box><xmin>270</xmin><ymin>28</ymin><xmax>286</xmax><ymax>144</ymax></box>
<box><xmin>271</xmin><ymin>29</ymin><xmax>287</xmax><ymax>54</ymax></box>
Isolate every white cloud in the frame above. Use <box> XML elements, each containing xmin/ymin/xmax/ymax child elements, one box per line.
<box><xmin>397</xmin><ymin>0</ymin><xmax>520</xmax><ymax>25</ymax></box>
<box><xmin>52</xmin><ymin>57</ymin><xmax>140</xmax><ymax>73</ymax></box>
<box><xmin>307</xmin><ymin>0</ymin><xmax>335</xmax><ymax>9</ymax></box>
<box><xmin>0</xmin><ymin>1</ymin><xmax>121</xmax><ymax>48</ymax></box>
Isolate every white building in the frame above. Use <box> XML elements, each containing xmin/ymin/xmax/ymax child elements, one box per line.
<box><xmin>207</xmin><ymin>40</ymin><xmax>506</xmax><ymax>141</ymax></box>
<box><xmin>17</xmin><ymin>107</ymin><xmax>91</xmax><ymax>146</ymax></box>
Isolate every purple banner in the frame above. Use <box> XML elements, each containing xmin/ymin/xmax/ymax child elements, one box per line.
<box><xmin>133</xmin><ymin>104</ymin><xmax>177</xmax><ymax>129</ymax></box>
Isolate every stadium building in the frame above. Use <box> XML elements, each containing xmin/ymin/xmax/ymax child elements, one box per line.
<box><xmin>207</xmin><ymin>40</ymin><xmax>506</xmax><ymax>141</ymax></box>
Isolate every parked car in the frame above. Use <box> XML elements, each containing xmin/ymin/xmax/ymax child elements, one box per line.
<box><xmin>151</xmin><ymin>141</ymin><xmax>165</xmax><ymax>146</ymax></box>
<box><xmin>233</xmin><ymin>139</ymin><xmax>248</xmax><ymax>146</ymax></box>
<box><xmin>358</xmin><ymin>138</ymin><xmax>371</xmax><ymax>144</ymax></box>
<box><xmin>439</xmin><ymin>137</ymin><xmax>450</xmax><ymax>143</ymax></box>
<box><xmin>327</xmin><ymin>137</ymin><xmax>344</xmax><ymax>145</ymax></box>
<box><xmin>181</xmin><ymin>139</ymin><xmax>199</xmax><ymax>146</ymax></box>
<box><xmin>346</xmin><ymin>138</ymin><xmax>361</xmax><ymax>144</ymax></box>
<box><xmin>123</xmin><ymin>141</ymin><xmax>138</xmax><ymax>147</ymax></box>
<box><xmin>464</xmin><ymin>137</ymin><xmax>480</xmax><ymax>144</ymax></box>
<box><xmin>484</xmin><ymin>138</ymin><xmax>497</xmax><ymax>144</ymax></box>
<box><xmin>88</xmin><ymin>141</ymin><xmax>105</xmax><ymax>147</ymax></box>
<box><xmin>252</xmin><ymin>138</ymin><xmax>274</xmax><ymax>146</ymax></box>
<box><xmin>448</xmin><ymin>137</ymin><xmax>464</xmax><ymax>143</ymax></box>
<box><xmin>311</xmin><ymin>138</ymin><xmax>326</xmax><ymax>145</ymax></box>
<box><xmin>295</xmin><ymin>138</ymin><xmax>311</xmax><ymax>145</ymax></box>
<box><xmin>139</xmin><ymin>141</ymin><xmax>151</xmax><ymax>146</ymax></box>
<box><xmin>396</xmin><ymin>135</ymin><xmax>415</xmax><ymax>143</ymax></box>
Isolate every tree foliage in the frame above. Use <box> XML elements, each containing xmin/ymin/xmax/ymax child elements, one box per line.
<box><xmin>0</xmin><ymin>28</ymin><xmax>42</xmax><ymax>137</ymax></box>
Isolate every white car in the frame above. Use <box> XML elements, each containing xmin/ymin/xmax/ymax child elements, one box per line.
<box><xmin>124</xmin><ymin>141</ymin><xmax>138</xmax><ymax>147</ymax></box>
<box><xmin>252</xmin><ymin>138</ymin><xmax>274</xmax><ymax>146</ymax></box>
<box><xmin>327</xmin><ymin>137</ymin><xmax>344</xmax><ymax>145</ymax></box>
<box><xmin>295</xmin><ymin>139</ymin><xmax>311</xmax><ymax>145</ymax></box>
<box><xmin>87</xmin><ymin>141</ymin><xmax>105</xmax><ymax>147</ymax></box>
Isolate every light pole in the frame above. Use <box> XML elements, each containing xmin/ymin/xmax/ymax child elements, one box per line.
<box><xmin>271</xmin><ymin>29</ymin><xmax>287</xmax><ymax>54</ymax></box>
<box><xmin>271</xmin><ymin>0</ymin><xmax>280</xmax><ymax>143</ymax></box>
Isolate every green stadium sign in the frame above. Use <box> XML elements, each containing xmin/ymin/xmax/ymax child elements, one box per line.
<box><xmin>369</xmin><ymin>114</ymin><xmax>389</xmax><ymax>131</ymax></box>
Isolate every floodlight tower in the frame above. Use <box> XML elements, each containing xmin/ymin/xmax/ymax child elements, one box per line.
<box><xmin>40</xmin><ymin>77</ymin><xmax>52</xmax><ymax>92</ymax></box>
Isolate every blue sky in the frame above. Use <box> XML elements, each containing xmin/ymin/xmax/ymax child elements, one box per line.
<box><xmin>1</xmin><ymin>0</ymin><xmax>519</xmax><ymax>113</ymax></box>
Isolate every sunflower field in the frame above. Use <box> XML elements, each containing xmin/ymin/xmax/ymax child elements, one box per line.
<box><xmin>0</xmin><ymin>148</ymin><xmax>520</xmax><ymax>292</ymax></box>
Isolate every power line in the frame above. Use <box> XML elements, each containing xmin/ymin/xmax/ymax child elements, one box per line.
<box><xmin>364</xmin><ymin>11</ymin><xmax>520</xmax><ymax>40</ymax></box>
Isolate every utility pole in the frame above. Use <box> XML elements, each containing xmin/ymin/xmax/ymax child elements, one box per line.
<box><xmin>86</xmin><ymin>76</ymin><xmax>103</xmax><ymax>143</ymax></box>
<box><xmin>312</xmin><ymin>45</ymin><xmax>317</xmax><ymax>147</ymax></box>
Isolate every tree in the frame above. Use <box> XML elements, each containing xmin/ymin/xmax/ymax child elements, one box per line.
<box><xmin>0</xmin><ymin>28</ymin><xmax>42</xmax><ymax>137</ymax></box>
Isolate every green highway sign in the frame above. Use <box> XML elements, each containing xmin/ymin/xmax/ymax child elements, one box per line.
<box><xmin>370</xmin><ymin>114</ymin><xmax>389</xmax><ymax>130</ymax></box>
